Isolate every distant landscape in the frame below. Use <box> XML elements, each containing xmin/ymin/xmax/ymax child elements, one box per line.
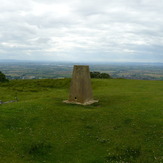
<box><xmin>0</xmin><ymin>60</ymin><xmax>163</xmax><ymax>80</ymax></box>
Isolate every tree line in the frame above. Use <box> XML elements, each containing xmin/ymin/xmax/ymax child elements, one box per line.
<box><xmin>90</xmin><ymin>71</ymin><xmax>111</xmax><ymax>79</ymax></box>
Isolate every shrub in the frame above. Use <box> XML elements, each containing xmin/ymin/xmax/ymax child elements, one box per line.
<box><xmin>0</xmin><ymin>71</ymin><xmax>9</xmax><ymax>82</ymax></box>
<box><xmin>90</xmin><ymin>71</ymin><xmax>111</xmax><ymax>79</ymax></box>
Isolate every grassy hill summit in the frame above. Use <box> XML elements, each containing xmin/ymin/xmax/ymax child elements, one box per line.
<box><xmin>0</xmin><ymin>78</ymin><xmax>162</xmax><ymax>163</ymax></box>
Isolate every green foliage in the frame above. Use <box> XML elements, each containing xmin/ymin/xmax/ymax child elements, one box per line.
<box><xmin>90</xmin><ymin>71</ymin><xmax>111</xmax><ymax>79</ymax></box>
<box><xmin>0</xmin><ymin>71</ymin><xmax>8</xmax><ymax>82</ymax></box>
<box><xmin>0</xmin><ymin>79</ymin><xmax>162</xmax><ymax>163</ymax></box>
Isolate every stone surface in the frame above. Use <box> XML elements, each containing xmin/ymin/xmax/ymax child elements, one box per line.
<box><xmin>0</xmin><ymin>100</ymin><xmax>17</xmax><ymax>105</ymax></box>
<box><xmin>64</xmin><ymin>65</ymin><xmax>98</xmax><ymax>105</ymax></box>
<box><xmin>63</xmin><ymin>99</ymin><xmax>98</xmax><ymax>105</ymax></box>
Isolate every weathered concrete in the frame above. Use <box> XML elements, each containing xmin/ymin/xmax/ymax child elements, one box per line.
<box><xmin>64</xmin><ymin>65</ymin><xmax>98</xmax><ymax>105</ymax></box>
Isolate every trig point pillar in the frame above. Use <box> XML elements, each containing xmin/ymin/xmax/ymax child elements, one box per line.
<box><xmin>64</xmin><ymin>65</ymin><xmax>98</xmax><ymax>105</ymax></box>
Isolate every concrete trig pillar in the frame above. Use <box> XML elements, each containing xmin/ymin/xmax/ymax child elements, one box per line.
<box><xmin>64</xmin><ymin>65</ymin><xmax>98</xmax><ymax>105</ymax></box>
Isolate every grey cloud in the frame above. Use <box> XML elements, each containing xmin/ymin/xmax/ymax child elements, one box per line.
<box><xmin>0</xmin><ymin>0</ymin><xmax>163</xmax><ymax>62</ymax></box>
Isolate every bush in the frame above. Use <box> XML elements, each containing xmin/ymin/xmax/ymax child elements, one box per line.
<box><xmin>90</xmin><ymin>71</ymin><xmax>111</xmax><ymax>79</ymax></box>
<box><xmin>0</xmin><ymin>71</ymin><xmax>9</xmax><ymax>82</ymax></box>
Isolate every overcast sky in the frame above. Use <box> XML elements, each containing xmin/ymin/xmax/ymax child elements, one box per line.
<box><xmin>0</xmin><ymin>0</ymin><xmax>163</xmax><ymax>62</ymax></box>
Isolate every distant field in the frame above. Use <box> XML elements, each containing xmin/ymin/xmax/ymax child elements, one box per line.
<box><xmin>0</xmin><ymin>62</ymin><xmax>163</xmax><ymax>80</ymax></box>
<box><xmin>0</xmin><ymin>79</ymin><xmax>163</xmax><ymax>163</ymax></box>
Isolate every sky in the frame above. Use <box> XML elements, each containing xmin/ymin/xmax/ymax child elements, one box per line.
<box><xmin>0</xmin><ymin>0</ymin><xmax>163</xmax><ymax>63</ymax></box>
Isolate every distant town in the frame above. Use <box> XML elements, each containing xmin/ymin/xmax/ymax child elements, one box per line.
<box><xmin>0</xmin><ymin>61</ymin><xmax>163</xmax><ymax>80</ymax></box>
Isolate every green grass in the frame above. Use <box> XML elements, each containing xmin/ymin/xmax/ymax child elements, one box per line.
<box><xmin>0</xmin><ymin>79</ymin><xmax>162</xmax><ymax>163</ymax></box>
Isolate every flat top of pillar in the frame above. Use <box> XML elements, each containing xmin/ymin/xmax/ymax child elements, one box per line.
<box><xmin>74</xmin><ymin>65</ymin><xmax>89</xmax><ymax>67</ymax></box>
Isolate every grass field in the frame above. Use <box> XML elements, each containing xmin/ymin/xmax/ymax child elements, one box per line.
<box><xmin>0</xmin><ymin>79</ymin><xmax>162</xmax><ymax>163</ymax></box>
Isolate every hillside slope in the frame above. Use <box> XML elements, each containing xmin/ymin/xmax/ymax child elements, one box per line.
<box><xmin>0</xmin><ymin>79</ymin><xmax>162</xmax><ymax>163</ymax></box>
